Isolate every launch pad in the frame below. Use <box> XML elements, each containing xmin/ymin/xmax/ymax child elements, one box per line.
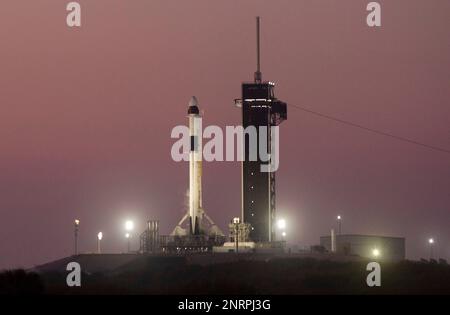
<box><xmin>140</xmin><ymin>17</ymin><xmax>287</xmax><ymax>254</ymax></box>
<box><xmin>139</xmin><ymin>220</ymin><xmax>225</xmax><ymax>254</ymax></box>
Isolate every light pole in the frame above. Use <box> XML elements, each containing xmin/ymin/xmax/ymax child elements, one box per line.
<box><xmin>124</xmin><ymin>220</ymin><xmax>134</xmax><ymax>253</ymax></box>
<box><xmin>74</xmin><ymin>219</ymin><xmax>80</xmax><ymax>255</ymax></box>
<box><xmin>372</xmin><ymin>248</ymin><xmax>380</xmax><ymax>259</ymax></box>
<box><xmin>125</xmin><ymin>220</ymin><xmax>134</xmax><ymax>232</ymax></box>
<box><xmin>277</xmin><ymin>219</ymin><xmax>287</xmax><ymax>242</ymax></box>
<box><xmin>97</xmin><ymin>232</ymin><xmax>103</xmax><ymax>254</ymax></box>
<box><xmin>428</xmin><ymin>238</ymin><xmax>435</xmax><ymax>260</ymax></box>
<box><xmin>233</xmin><ymin>218</ymin><xmax>240</xmax><ymax>254</ymax></box>
<box><xmin>125</xmin><ymin>233</ymin><xmax>131</xmax><ymax>253</ymax></box>
<box><xmin>337</xmin><ymin>215</ymin><xmax>342</xmax><ymax>235</ymax></box>
<box><xmin>277</xmin><ymin>219</ymin><xmax>286</xmax><ymax>230</ymax></box>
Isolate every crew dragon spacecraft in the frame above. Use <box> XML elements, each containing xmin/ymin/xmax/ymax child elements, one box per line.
<box><xmin>171</xmin><ymin>97</ymin><xmax>224</xmax><ymax>237</ymax></box>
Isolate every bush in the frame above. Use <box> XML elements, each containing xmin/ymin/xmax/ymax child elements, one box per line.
<box><xmin>0</xmin><ymin>269</ymin><xmax>45</xmax><ymax>295</ymax></box>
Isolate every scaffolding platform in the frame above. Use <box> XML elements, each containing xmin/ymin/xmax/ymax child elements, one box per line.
<box><xmin>139</xmin><ymin>222</ymin><xmax>226</xmax><ymax>254</ymax></box>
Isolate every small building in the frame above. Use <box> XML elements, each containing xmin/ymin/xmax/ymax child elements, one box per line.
<box><xmin>320</xmin><ymin>234</ymin><xmax>405</xmax><ymax>261</ymax></box>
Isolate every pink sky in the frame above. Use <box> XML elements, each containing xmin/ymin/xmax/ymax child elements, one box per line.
<box><xmin>0</xmin><ymin>0</ymin><xmax>449</xmax><ymax>269</ymax></box>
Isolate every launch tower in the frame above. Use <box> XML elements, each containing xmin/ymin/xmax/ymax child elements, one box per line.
<box><xmin>235</xmin><ymin>17</ymin><xmax>287</xmax><ymax>242</ymax></box>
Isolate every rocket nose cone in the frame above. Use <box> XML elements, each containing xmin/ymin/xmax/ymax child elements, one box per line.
<box><xmin>188</xmin><ymin>96</ymin><xmax>200</xmax><ymax>115</ymax></box>
<box><xmin>189</xmin><ymin>96</ymin><xmax>198</xmax><ymax>107</ymax></box>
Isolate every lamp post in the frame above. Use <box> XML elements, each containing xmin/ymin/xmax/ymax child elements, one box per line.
<box><xmin>277</xmin><ymin>219</ymin><xmax>287</xmax><ymax>242</ymax></box>
<box><xmin>124</xmin><ymin>220</ymin><xmax>134</xmax><ymax>253</ymax></box>
<box><xmin>233</xmin><ymin>218</ymin><xmax>240</xmax><ymax>254</ymax></box>
<box><xmin>337</xmin><ymin>215</ymin><xmax>342</xmax><ymax>235</ymax></box>
<box><xmin>277</xmin><ymin>219</ymin><xmax>286</xmax><ymax>230</ymax></box>
<box><xmin>428</xmin><ymin>238</ymin><xmax>435</xmax><ymax>260</ymax></box>
<box><xmin>125</xmin><ymin>233</ymin><xmax>131</xmax><ymax>253</ymax></box>
<box><xmin>97</xmin><ymin>232</ymin><xmax>103</xmax><ymax>254</ymax></box>
<box><xmin>74</xmin><ymin>219</ymin><xmax>80</xmax><ymax>255</ymax></box>
<box><xmin>372</xmin><ymin>248</ymin><xmax>380</xmax><ymax>258</ymax></box>
<box><xmin>125</xmin><ymin>220</ymin><xmax>134</xmax><ymax>232</ymax></box>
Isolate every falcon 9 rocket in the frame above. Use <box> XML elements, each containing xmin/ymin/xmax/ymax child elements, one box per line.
<box><xmin>188</xmin><ymin>96</ymin><xmax>202</xmax><ymax>235</ymax></box>
<box><xmin>171</xmin><ymin>97</ymin><xmax>223</xmax><ymax>237</ymax></box>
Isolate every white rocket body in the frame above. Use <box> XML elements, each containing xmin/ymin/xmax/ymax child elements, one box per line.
<box><xmin>188</xmin><ymin>96</ymin><xmax>202</xmax><ymax>235</ymax></box>
<box><xmin>170</xmin><ymin>97</ymin><xmax>224</xmax><ymax>238</ymax></box>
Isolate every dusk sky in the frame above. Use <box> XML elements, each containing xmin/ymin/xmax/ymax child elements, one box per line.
<box><xmin>0</xmin><ymin>1</ymin><xmax>449</xmax><ymax>269</ymax></box>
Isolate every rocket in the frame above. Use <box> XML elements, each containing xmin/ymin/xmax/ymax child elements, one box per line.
<box><xmin>188</xmin><ymin>96</ymin><xmax>202</xmax><ymax>235</ymax></box>
<box><xmin>171</xmin><ymin>97</ymin><xmax>223</xmax><ymax>237</ymax></box>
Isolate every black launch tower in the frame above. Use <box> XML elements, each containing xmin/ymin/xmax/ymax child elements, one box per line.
<box><xmin>236</xmin><ymin>17</ymin><xmax>287</xmax><ymax>242</ymax></box>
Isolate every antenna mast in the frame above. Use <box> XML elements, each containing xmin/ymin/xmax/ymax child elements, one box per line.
<box><xmin>254</xmin><ymin>16</ymin><xmax>262</xmax><ymax>84</ymax></box>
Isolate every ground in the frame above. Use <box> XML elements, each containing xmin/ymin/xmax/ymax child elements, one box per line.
<box><xmin>1</xmin><ymin>254</ymin><xmax>450</xmax><ymax>294</ymax></box>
